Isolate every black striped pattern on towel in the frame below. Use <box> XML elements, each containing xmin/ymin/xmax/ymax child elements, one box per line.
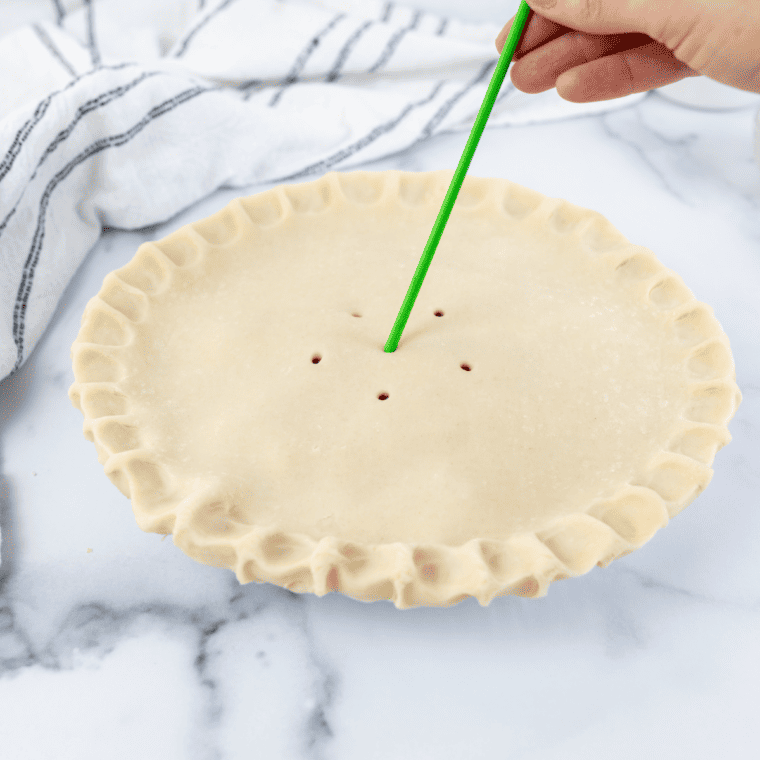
<box><xmin>0</xmin><ymin>63</ymin><xmax>138</xmax><ymax>187</ymax></box>
<box><xmin>174</xmin><ymin>0</ymin><xmax>240</xmax><ymax>58</ymax></box>
<box><xmin>327</xmin><ymin>19</ymin><xmax>375</xmax><ymax>82</ymax></box>
<box><xmin>11</xmin><ymin>84</ymin><xmax>215</xmax><ymax>372</ymax></box>
<box><xmin>51</xmin><ymin>0</ymin><xmax>65</xmax><ymax>27</ymax></box>
<box><xmin>367</xmin><ymin>9</ymin><xmax>421</xmax><ymax>73</ymax></box>
<box><xmin>269</xmin><ymin>12</ymin><xmax>347</xmax><ymax>107</ymax></box>
<box><xmin>32</xmin><ymin>24</ymin><xmax>77</xmax><ymax>78</ymax></box>
<box><xmin>84</xmin><ymin>0</ymin><xmax>101</xmax><ymax>68</ymax></box>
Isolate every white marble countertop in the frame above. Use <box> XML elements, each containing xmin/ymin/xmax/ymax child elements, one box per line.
<box><xmin>2</xmin><ymin>5</ymin><xmax>760</xmax><ymax>759</ymax></box>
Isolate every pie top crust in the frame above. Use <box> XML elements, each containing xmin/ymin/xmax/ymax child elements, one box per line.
<box><xmin>69</xmin><ymin>170</ymin><xmax>741</xmax><ymax>607</ymax></box>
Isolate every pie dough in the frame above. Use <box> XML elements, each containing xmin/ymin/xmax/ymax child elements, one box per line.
<box><xmin>69</xmin><ymin>171</ymin><xmax>741</xmax><ymax>607</ymax></box>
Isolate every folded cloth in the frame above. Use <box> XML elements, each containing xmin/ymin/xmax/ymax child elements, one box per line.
<box><xmin>0</xmin><ymin>0</ymin><xmax>646</xmax><ymax>383</ymax></box>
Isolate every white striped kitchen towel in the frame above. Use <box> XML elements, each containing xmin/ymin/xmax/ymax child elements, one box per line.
<box><xmin>0</xmin><ymin>0</ymin><xmax>646</xmax><ymax>382</ymax></box>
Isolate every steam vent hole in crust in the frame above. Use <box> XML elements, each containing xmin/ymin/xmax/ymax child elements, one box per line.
<box><xmin>307</xmin><ymin>309</ymin><xmax>471</xmax><ymax>397</ymax></box>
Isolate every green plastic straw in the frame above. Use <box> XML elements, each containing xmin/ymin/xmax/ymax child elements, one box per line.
<box><xmin>384</xmin><ymin>1</ymin><xmax>532</xmax><ymax>353</ymax></box>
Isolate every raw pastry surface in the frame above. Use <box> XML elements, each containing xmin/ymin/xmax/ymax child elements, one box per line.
<box><xmin>70</xmin><ymin>171</ymin><xmax>741</xmax><ymax>607</ymax></box>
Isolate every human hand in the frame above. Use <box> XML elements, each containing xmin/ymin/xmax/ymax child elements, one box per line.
<box><xmin>496</xmin><ymin>0</ymin><xmax>760</xmax><ymax>103</ymax></box>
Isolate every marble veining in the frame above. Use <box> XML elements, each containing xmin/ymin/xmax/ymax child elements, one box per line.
<box><xmin>2</xmin><ymin>31</ymin><xmax>760</xmax><ymax>760</ymax></box>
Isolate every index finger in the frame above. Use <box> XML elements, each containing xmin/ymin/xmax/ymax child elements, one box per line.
<box><xmin>496</xmin><ymin>11</ymin><xmax>570</xmax><ymax>59</ymax></box>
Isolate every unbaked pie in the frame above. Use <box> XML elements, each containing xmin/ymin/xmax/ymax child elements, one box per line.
<box><xmin>69</xmin><ymin>171</ymin><xmax>741</xmax><ymax>607</ymax></box>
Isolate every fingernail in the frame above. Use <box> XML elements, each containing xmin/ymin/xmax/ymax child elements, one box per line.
<box><xmin>528</xmin><ymin>0</ymin><xmax>558</xmax><ymax>8</ymax></box>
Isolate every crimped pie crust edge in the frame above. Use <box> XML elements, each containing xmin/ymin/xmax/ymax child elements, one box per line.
<box><xmin>69</xmin><ymin>170</ymin><xmax>742</xmax><ymax>608</ymax></box>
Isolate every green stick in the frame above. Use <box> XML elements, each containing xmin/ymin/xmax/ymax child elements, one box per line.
<box><xmin>383</xmin><ymin>1</ymin><xmax>532</xmax><ymax>353</ymax></box>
